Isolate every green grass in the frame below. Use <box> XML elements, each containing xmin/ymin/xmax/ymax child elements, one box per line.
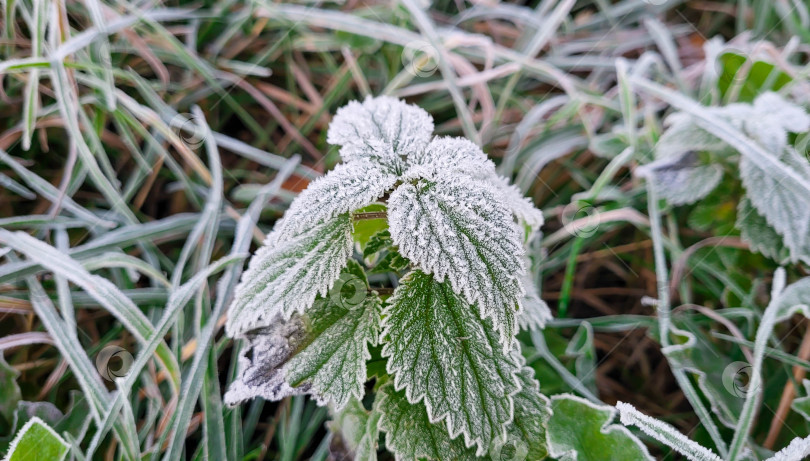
<box><xmin>1</xmin><ymin>0</ymin><xmax>810</xmax><ymax>458</ymax></box>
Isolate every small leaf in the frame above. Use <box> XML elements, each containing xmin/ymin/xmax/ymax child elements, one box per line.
<box><xmin>328</xmin><ymin>397</ymin><xmax>380</xmax><ymax>461</ymax></box>
<box><xmin>0</xmin><ymin>357</ymin><xmax>20</xmax><ymax>425</ymax></box>
<box><xmin>227</xmin><ymin>213</ymin><xmax>354</xmax><ymax>336</ymax></box>
<box><xmin>389</xmin><ymin>177</ymin><xmax>526</xmax><ymax>346</ymax></box>
<box><xmin>327</xmin><ymin>96</ymin><xmax>434</xmax><ymax>172</ymax></box>
<box><xmin>381</xmin><ymin>270</ymin><xmax>521</xmax><ymax>454</ymax></box>
<box><xmin>654</xmin><ymin>112</ymin><xmax>728</xmax><ymax>160</ymax></box>
<box><xmin>278</xmin><ymin>161</ymin><xmax>397</xmax><ymax>237</ymax></box>
<box><xmin>376</xmin><ymin>383</ymin><xmax>478</xmax><ymax>460</ymax></box>
<box><xmin>637</xmin><ymin>151</ymin><xmax>724</xmax><ymax>206</ymax></box>
<box><xmin>546</xmin><ymin>394</ymin><xmax>652</xmax><ymax>461</ymax></box>
<box><xmin>225</xmin><ymin>282</ymin><xmax>382</xmax><ymax>410</ymax></box>
<box><xmin>363</xmin><ymin>230</ymin><xmax>393</xmax><ymax>259</ymax></box>
<box><xmin>5</xmin><ymin>417</ymin><xmax>69</xmax><ymax>461</ymax></box>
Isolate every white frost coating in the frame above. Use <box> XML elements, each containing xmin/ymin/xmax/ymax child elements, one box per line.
<box><xmin>404</xmin><ymin>136</ymin><xmax>496</xmax><ymax>181</ymax></box>
<box><xmin>277</xmin><ymin>161</ymin><xmax>398</xmax><ymax>237</ymax></box>
<box><xmin>517</xmin><ymin>265</ymin><xmax>553</xmax><ymax>330</ymax></box>
<box><xmin>226</xmin><ymin>214</ymin><xmax>353</xmax><ymax>336</ymax></box>
<box><xmin>616</xmin><ymin>402</ymin><xmax>722</xmax><ymax>461</ymax></box>
<box><xmin>4</xmin><ymin>416</ymin><xmax>69</xmax><ymax>460</ymax></box>
<box><xmin>636</xmin><ymin>151</ymin><xmax>724</xmax><ymax>206</ymax></box>
<box><xmin>326</xmin><ymin>95</ymin><xmax>434</xmax><ymax>172</ymax></box>
<box><xmin>491</xmin><ymin>174</ymin><xmax>545</xmax><ymax>232</ymax></box>
<box><xmin>381</xmin><ymin>271</ymin><xmax>521</xmax><ymax>455</ymax></box>
<box><xmin>225</xmin><ymin>293</ymin><xmax>381</xmax><ymax>410</ymax></box>
<box><xmin>766</xmin><ymin>435</ymin><xmax>810</xmax><ymax>461</ymax></box>
<box><xmin>388</xmin><ymin>176</ymin><xmax>527</xmax><ymax>347</ymax></box>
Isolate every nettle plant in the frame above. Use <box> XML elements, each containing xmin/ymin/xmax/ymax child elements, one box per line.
<box><xmin>222</xmin><ymin>96</ymin><xmax>557</xmax><ymax>458</ymax></box>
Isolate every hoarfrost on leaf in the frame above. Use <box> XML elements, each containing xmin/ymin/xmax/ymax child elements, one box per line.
<box><xmin>381</xmin><ymin>270</ymin><xmax>521</xmax><ymax>455</ymax></box>
<box><xmin>326</xmin><ymin>95</ymin><xmax>434</xmax><ymax>172</ymax></box>
<box><xmin>403</xmin><ymin>136</ymin><xmax>496</xmax><ymax>181</ymax></box>
<box><xmin>636</xmin><ymin>151</ymin><xmax>724</xmax><ymax>206</ymax></box>
<box><xmin>376</xmin><ymin>383</ymin><xmax>479</xmax><ymax>460</ymax></box>
<box><xmin>328</xmin><ymin>397</ymin><xmax>380</xmax><ymax>461</ymax></box>
<box><xmin>506</xmin><ymin>366</ymin><xmax>552</xmax><ymax>460</ymax></box>
<box><xmin>225</xmin><ymin>284</ymin><xmax>381</xmax><ymax>410</ymax></box>
<box><xmin>388</xmin><ymin>176</ymin><xmax>527</xmax><ymax>346</ymax></box>
<box><xmin>226</xmin><ymin>213</ymin><xmax>353</xmax><ymax>336</ymax></box>
<box><xmin>277</xmin><ymin>161</ymin><xmax>398</xmax><ymax>237</ymax></box>
<box><xmin>517</xmin><ymin>263</ymin><xmax>553</xmax><ymax>330</ymax></box>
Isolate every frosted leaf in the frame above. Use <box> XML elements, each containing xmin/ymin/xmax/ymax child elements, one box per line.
<box><xmin>403</xmin><ymin>136</ymin><xmax>544</xmax><ymax>233</ymax></box>
<box><xmin>277</xmin><ymin>161</ymin><xmax>398</xmax><ymax>237</ymax></box>
<box><xmin>226</xmin><ymin>214</ymin><xmax>353</xmax><ymax>336</ymax></box>
<box><xmin>517</xmin><ymin>264</ymin><xmax>552</xmax><ymax>330</ymax></box>
<box><xmin>744</xmin><ymin>92</ymin><xmax>810</xmax><ymax>153</ymax></box>
<box><xmin>616</xmin><ymin>402</ymin><xmax>721</xmax><ymax>461</ymax></box>
<box><xmin>224</xmin><ymin>287</ymin><xmax>381</xmax><ymax>409</ymax></box>
<box><xmin>766</xmin><ymin>435</ymin><xmax>810</xmax><ymax>461</ymax></box>
<box><xmin>388</xmin><ymin>176</ymin><xmax>526</xmax><ymax>346</ymax></box>
<box><xmin>327</xmin><ymin>96</ymin><xmax>434</xmax><ymax>172</ymax></box>
<box><xmin>328</xmin><ymin>397</ymin><xmax>380</xmax><ymax>461</ymax></box>
<box><xmin>381</xmin><ymin>270</ymin><xmax>521</xmax><ymax>454</ymax></box>
<box><xmin>375</xmin><ymin>382</ymin><xmax>478</xmax><ymax>460</ymax></box>
<box><xmin>636</xmin><ymin>151</ymin><xmax>724</xmax><ymax>206</ymax></box>
<box><xmin>403</xmin><ymin>136</ymin><xmax>496</xmax><ymax>181</ymax></box>
<box><xmin>506</xmin><ymin>366</ymin><xmax>551</xmax><ymax>460</ymax></box>
<box><xmin>736</xmin><ymin>197</ymin><xmax>795</xmax><ymax>263</ymax></box>
<box><xmin>739</xmin><ymin>148</ymin><xmax>810</xmax><ymax>263</ymax></box>
<box><xmin>655</xmin><ymin>112</ymin><xmax>728</xmax><ymax>160</ymax></box>
<box><xmin>547</xmin><ymin>395</ymin><xmax>653</xmax><ymax>461</ymax></box>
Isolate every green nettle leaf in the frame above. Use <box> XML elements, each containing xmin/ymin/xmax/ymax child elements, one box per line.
<box><xmin>376</xmin><ymin>383</ymin><xmax>479</xmax><ymax>460</ymax></box>
<box><xmin>382</xmin><ymin>270</ymin><xmax>521</xmax><ymax>454</ymax></box>
<box><xmin>504</xmin><ymin>367</ymin><xmax>551</xmax><ymax>460</ymax></box>
<box><xmin>226</xmin><ymin>213</ymin><xmax>354</xmax><ymax>336</ymax></box>
<box><xmin>277</xmin><ymin>161</ymin><xmax>398</xmax><ymax>237</ymax></box>
<box><xmin>328</xmin><ymin>397</ymin><xmax>380</xmax><ymax>461</ymax></box>
<box><xmin>388</xmin><ymin>177</ymin><xmax>526</xmax><ymax>346</ymax></box>
<box><xmin>224</xmin><ymin>285</ymin><xmax>382</xmax><ymax>410</ymax></box>
<box><xmin>546</xmin><ymin>394</ymin><xmax>652</xmax><ymax>461</ymax></box>
<box><xmin>5</xmin><ymin>417</ymin><xmax>69</xmax><ymax>461</ymax></box>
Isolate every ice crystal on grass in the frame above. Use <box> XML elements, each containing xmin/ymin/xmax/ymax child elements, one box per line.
<box><xmin>381</xmin><ymin>270</ymin><xmax>521</xmax><ymax>454</ymax></box>
<box><xmin>326</xmin><ymin>95</ymin><xmax>434</xmax><ymax>172</ymax></box>
<box><xmin>226</xmin><ymin>214</ymin><xmax>353</xmax><ymax>335</ymax></box>
<box><xmin>388</xmin><ymin>177</ymin><xmax>526</xmax><ymax>346</ymax></box>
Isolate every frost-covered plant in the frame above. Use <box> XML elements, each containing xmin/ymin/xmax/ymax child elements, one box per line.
<box><xmin>637</xmin><ymin>92</ymin><xmax>810</xmax><ymax>264</ymax></box>
<box><xmin>223</xmin><ymin>96</ymin><xmax>555</xmax><ymax>458</ymax></box>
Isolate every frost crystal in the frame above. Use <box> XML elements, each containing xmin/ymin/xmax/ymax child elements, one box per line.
<box><xmin>277</xmin><ymin>161</ymin><xmax>398</xmax><ymax>237</ymax></box>
<box><xmin>225</xmin><ymin>290</ymin><xmax>381</xmax><ymax>410</ymax></box>
<box><xmin>388</xmin><ymin>176</ymin><xmax>526</xmax><ymax>346</ymax></box>
<box><xmin>326</xmin><ymin>95</ymin><xmax>434</xmax><ymax>172</ymax></box>
<box><xmin>226</xmin><ymin>214</ymin><xmax>353</xmax><ymax>336</ymax></box>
